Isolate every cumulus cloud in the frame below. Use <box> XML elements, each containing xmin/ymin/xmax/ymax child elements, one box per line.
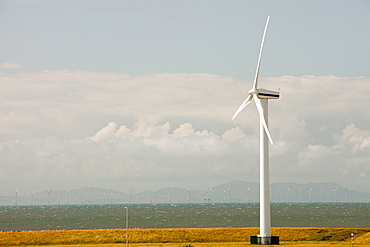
<box><xmin>172</xmin><ymin>123</ymin><xmax>212</xmax><ymax>138</ymax></box>
<box><xmin>0</xmin><ymin>71</ymin><xmax>369</xmax><ymax>194</ymax></box>
<box><xmin>89</xmin><ymin>122</ymin><xmax>117</xmax><ymax>142</ymax></box>
<box><xmin>295</xmin><ymin>124</ymin><xmax>370</xmax><ymax>182</ymax></box>
<box><xmin>222</xmin><ymin>127</ymin><xmax>246</xmax><ymax>142</ymax></box>
<box><xmin>89</xmin><ymin>121</ymin><xmax>218</xmax><ymax>142</ymax></box>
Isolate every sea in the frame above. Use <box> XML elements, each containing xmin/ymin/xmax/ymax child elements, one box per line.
<box><xmin>0</xmin><ymin>203</ymin><xmax>369</xmax><ymax>232</ymax></box>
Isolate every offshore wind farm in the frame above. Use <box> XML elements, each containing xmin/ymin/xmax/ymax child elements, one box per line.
<box><xmin>1</xmin><ymin>181</ymin><xmax>369</xmax><ymax>206</ymax></box>
<box><xmin>1</xmin><ymin>181</ymin><xmax>369</xmax><ymax>234</ymax></box>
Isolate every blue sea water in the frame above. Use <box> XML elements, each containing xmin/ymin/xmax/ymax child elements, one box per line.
<box><xmin>0</xmin><ymin>203</ymin><xmax>369</xmax><ymax>231</ymax></box>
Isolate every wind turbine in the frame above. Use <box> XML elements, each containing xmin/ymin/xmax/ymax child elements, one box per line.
<box><xmin>187</xmin><ymin>188</ymin><xmax>190</xmax><ymax>203</ymax></box>
<box><xmin>168</xmin><ymin>189</ymin><xmax>172</xmax><ymax>203</ymax></box>
<box><xmin>333</xmin><ymin>184</ymin><xmax>339</xmax><ymax>202</ymax></box>
<box><xmin>246</xmin><ymin>188</ymin><xmax>250</xmax><ymax>203</ymax></box>
<box><xmin>31</xmin><ymin>191</ymin><xmax>34</xmax><ymax>206</ymax></box>
<box><xmin>75</xmin><ymin>190</ymin><xmax>78</xmax><ymax>205</ymax></box>
<box><xmin>13</xmin><ymin>189</ymin><xmax>18</xmax><ymax>205</ymax></box>
<box><xmin>270</xmin><ymin>189</ymin><xmax>273</xmax><ymax>202</ymax></box>
<box><xmin>47</xmin><ymin>190</ymin><xmax>50</xmax><ymax>205</ymax></box>
<box><xmin>90</xmin><ymin>188</ymin><xmax>93</xmax><ymax>205</ymax></box>
<box><xmin>127</xmin><ymin>189</ymin><xmax>131</xmax><ymax>204</ymax></box>
<box><xmin>286</xmin><ymin>188</ymin><xmax>290</xmax><ymax>202</ymax></box>
<box><xmin>228</xmin><ymin>188</ymin><xmax>230</xmax><ymax>203</ymax></box>
<box><xmin>232</xmin><ymin>16</ymin><xmax>279</xmax><ymax>245</ymax></box>
<box><xmin>209</xmin><ymin>188</ymin><xmax>212</xmax><ymax>203</ymax></box>
<box><xmin>66</xmin><ymin>189</ymin><xmax>70</xmax><ymax>205</ymax></box>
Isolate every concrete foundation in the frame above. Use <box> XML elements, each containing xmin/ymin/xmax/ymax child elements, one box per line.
<box><xmin>250</xmin><ymin>235</ymin><xmax>279</xmax><ymax>245</ymax></box>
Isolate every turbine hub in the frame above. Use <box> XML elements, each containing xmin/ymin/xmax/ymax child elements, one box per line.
<box><xmin>248</xmin><ymin>88</ymin><xmax>259</xmax><ymax>95</ymax></box>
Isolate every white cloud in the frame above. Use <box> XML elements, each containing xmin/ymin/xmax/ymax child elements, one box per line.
<box><xmin>89</xmin><ymin>122</ymin><xmax>117</xmax><ymax>142</ymax></box>
<box><xmin>114</xmin><ymin>125</ymin><xmax>132</xmax><ymax>138</ymax></box>
<box><xmin>172</xmin><ymin>123</ymin><xmax>211</xmax><ymax>138</ymax></box>
<box><xmin>222</xmin><ymin>127</ymin><xmax>246</xmax><ymax>142</ymax></box>
<box><xmin>0</xmin><ymin>63</ymin><xmax>23</xmax><ymax>69</ymax></box>
<box><xmin>0</xmin><ymin>71</ymin><xmax>369</xmax><ymax>194</ymax></box>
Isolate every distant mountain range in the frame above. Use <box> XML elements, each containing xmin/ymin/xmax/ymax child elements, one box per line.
<box><xmin>1</xmin><ymin>180</ymin><xmax>369</xmax><ymax>206</ymax></box>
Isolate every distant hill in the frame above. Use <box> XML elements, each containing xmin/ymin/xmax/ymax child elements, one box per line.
<box><xmin>1</xmin><ymin>181</ymin><xmax>369</xmax><ymax>206</ymax></box>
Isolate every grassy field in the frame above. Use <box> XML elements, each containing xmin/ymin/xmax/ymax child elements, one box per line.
<box><xmin>0</xmin><ymin>228</ymin><xmax>369</xmax><ymax>246</ymax></box>
<box><xmin>6</xmin><ymin>243</ymin><xmax>369</xmax><ymax>247</ymax></box>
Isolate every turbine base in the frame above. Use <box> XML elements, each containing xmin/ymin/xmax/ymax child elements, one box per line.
<box><xmin>250</xmin><ymin>236</ymin><xmax>279</xmax><ymax>245</ymax></box>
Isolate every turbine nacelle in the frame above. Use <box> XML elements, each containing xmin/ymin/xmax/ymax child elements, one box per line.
<box><xmin>248</xmin><ymin>88</ymin><xmax>280</xmax><ymax>99</ymax></box>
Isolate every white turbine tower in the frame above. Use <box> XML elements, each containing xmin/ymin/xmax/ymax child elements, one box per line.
<box><xmin>232</xmin><ymin>16</ymin><xmax>279</xmax><ymax>245</ymax></box>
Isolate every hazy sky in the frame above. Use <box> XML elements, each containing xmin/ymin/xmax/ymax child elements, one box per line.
<box><xmin>0</xmin><ymin>0</ymin><xmax>369</xmax><ymax>195</ymax></box>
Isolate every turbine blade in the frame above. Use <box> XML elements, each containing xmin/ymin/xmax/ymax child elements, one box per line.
<box><xmin>253</xmin><ymin>94</ymin><xmax>273</xmax><ymax>145</ymax></box>
<box><xmin>232</xmin><ymin>95</ymin><xmax>253</xmax><ymax>120</ymax></box>
<box><xmin>252</xmin><ymin>16</ymin><xmax>270</xmax><ymax>89</ymax></box>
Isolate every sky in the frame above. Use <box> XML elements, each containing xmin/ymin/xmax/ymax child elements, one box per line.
<box><xmin>0</xmin><ymin>0</ymin><xmax>369</xmax><ymax>196</ymax></box>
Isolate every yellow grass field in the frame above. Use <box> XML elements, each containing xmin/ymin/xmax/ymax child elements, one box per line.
<box><xmin>1</xmin><ymin>228</ymin><xmax>369</xmax><ymax>246</ymax></box>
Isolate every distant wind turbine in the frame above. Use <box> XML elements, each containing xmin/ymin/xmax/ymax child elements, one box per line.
<box><xmin>168</xmin><ymin>189</ymin><xmax>172</xmax><ymax>203</ymax></box>
<box><xmin>75</xmin><ymin>190</ymin><xmax>78</xmax><ymax>205</ymax></box>
<box><xmin>187</xmin><ymin>188</ymin><xmax>190</xmax><ymax>203</ymax></box>
<box><xmin>246</xmin><ymin>188</ymin><xmax>250</xmax><ymax>203</ymax></box>
<box><xmin>13</xmin><ymin>189</ymin><xmax>18</xmax><ymax>205</ymax></box>
<box><xmin>127</xmin><ymin>189</ymin><xmax>131</xmax><ymax>204</ymax></box>
<box><xmin>232</xmin><ymin>16</ymin><xmax>280</xmax><ymax>245</ymax></box>
<box><xmin>209</xmin><ymin>188</ymin><xmax>212</xmax><ymax>203</ymax></box>
<box><xmin>47</xmin><ymin>190</ymin><xmax>50</xmax><ymax>205</ymax></box>
<box><xmin>270</xmin><ymin>189</ymin><xmax>273</xmax><ymax>202</ymax></box>
<box><xmin>90</xmin><ymin>188</ymin><xmax>93</xmax><ymax>205</ymax></box>
<box><xmin>286</xmin><ymin>188</ymin><xmax>290</xmax><ymax>203</ymax></box>
<box><xmin>66</xmin><ymin>189</ymin><xmax>70</xmax><ymax>205</ymax></box>
<box><xmin>309</xmin><ymin>188</ymin><xmax>313</xmax><ymax>202</ymax></box>
<box><xmin>30</xmin><ymin>191</ymin><xmax>34</xmax><ymax>205</ymax></box>
<box><xmin>333</xmin><ymin>185</ymin><xmax>339</xmax><ymax>202</ymax></box>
